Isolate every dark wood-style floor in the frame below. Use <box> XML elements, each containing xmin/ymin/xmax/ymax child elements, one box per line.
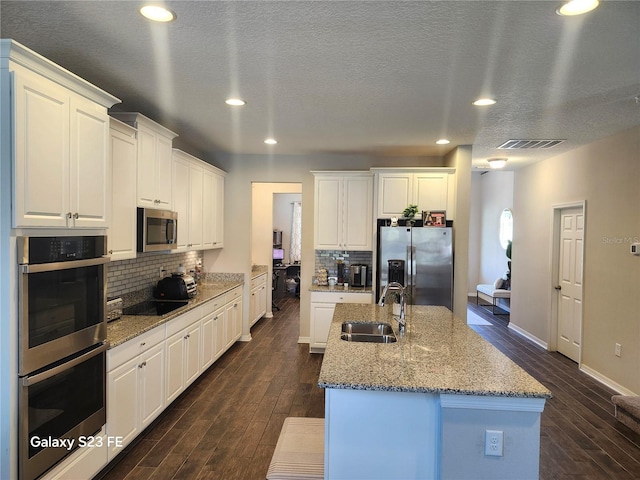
<box><xmin>97</xmin><ymin>297</ymin><xmax>640</xmax><ymax>480</ymax></box>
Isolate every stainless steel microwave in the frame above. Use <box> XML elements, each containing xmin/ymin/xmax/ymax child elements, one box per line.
<box><xmin>137</xmin><ymin>208</ymin><xmax>178</xmax><ymax>252</ymax></box>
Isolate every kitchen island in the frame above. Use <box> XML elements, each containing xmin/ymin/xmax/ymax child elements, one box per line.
<box><xmin>318</xmin><ymin>303</ymin><xmax>551</xmax><ymax>480</ymax></box>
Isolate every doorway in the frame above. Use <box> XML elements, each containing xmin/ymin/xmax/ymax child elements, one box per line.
<box><xmin>551</xmin><ymin>203</ymin><xmax>585</xmax><ymax>363</ymax></box>
<box><xmin>250</xmin><ymin>183</ymin><xmax>303</xmax><ymax>320</ymax></box>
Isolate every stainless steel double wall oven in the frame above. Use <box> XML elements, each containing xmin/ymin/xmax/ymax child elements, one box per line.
<box><xmin>17</xmin><ymin>236</ymin><xmax>109</xmax><ymax>480</ymax></box>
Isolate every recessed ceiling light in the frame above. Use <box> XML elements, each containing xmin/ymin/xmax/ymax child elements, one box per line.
<box><xmin>488</xmin><ymin>158</ymin><xmax>508</xmax><ymax>169</ymax></box>
<box><xmin>264</xmin><ymin>138</ymin><xmax>278</xmax><ymax>145</ymax></box>
<box><xmin>473</xmin><ymin>98</ymin><xmax>497</xmax><ymax>106</ymax></box>
<box><xmin>225</xmin><ymin>98</ymin><xmax>246</xmax><ymax>106</ymax></box>
<box><xmin>556</xmin><ymin>0</ymin><xmax>599</xmax><ymax>16</ymax></box>
<box><xmin>436</xmin><ymin>139</ymin><xmax>451</xmax><ymax>145</ymax></box>
<box><xmin>139</xmin><ymin>5</ymin><xmax>176</xmax><ymax>22</ymax></box>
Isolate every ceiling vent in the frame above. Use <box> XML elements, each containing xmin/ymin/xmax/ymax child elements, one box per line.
<box><xmin>497</xmin><ymin>139</ymin><xmax>565</xmax><ymax>149</ymax></box>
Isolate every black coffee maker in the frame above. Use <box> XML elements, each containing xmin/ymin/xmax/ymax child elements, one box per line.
<box><xmin>388</xmin><ymin>259</ymin><xmax>405</xmax><ymax>285</ymax></box>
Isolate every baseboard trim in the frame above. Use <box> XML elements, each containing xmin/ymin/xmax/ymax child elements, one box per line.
<box><xmin>240</xmin><ymin>334</ymin><xmax>252</xmax><ymax>342</ymax></box>
<box><xmin>580</xmin><ymin>364</ymin><xmax>638</xmax><ymax>396</ymax></box>
<box><xmin>298</xmin><ymin>336</ymin><xmax>310</xmax><ymax>344</ymax></box>
<box><xmin>508</xmin><ymin>323</ymin><xmax>548</xmax><ymax>350</ymax></box>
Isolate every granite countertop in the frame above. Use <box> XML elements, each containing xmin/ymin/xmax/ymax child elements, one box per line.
<box><xmin>318</xmin><ymin>303</ymin><xmax>552</xmax><ymax>399</ymax></box>
<box><xmin>251</xmin><ymin>265</ymin><xmax>268</xmax><ymax>279</ymax></box>
<box><xmin>309</xmin><ymin>285</ymin><xmax>373</xmax><ymax>294</ymax></box>
<box><xmin>107</xmin><ymin>281</ymin><xmax>242</xmax><ymax>348</ymax></box>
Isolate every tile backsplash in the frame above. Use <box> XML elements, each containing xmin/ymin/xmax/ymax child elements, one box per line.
<box><xmin>107</xmin><ymin>251</ymin><xmax>202</xmax><ymax>300</ymax></box>
<box><xmin>315</xmin><ymin>250</ymin><xmax>373</xmax><ymax>284</ymax></box>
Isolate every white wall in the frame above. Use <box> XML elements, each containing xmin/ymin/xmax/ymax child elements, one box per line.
<box><xmin>512</xmin><ymin>126</ymin><xmax>640</xmax><ymax>394</ymax></box>
<box><xmin>206</xmin><ymin>152</ymin><xmax>464</xmax><ymax>341</ymax></box>
<box><xmin>478</xmin><ymin>171</ymin><xmax>514</xmax><ymax>285</ymax></box>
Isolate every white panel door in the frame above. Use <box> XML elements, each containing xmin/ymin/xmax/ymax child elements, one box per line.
<box><xmin>557</xmin><ymin>207</ymin><xmax>584</xmax><ymax>362</ymax></box>
<box><xmin>165</xmin><ymin>332</ymin><xmax>185</xmax><ymax>403</ymax></box>
<box><xmin>377</xmin><ymin>173</ymin><xmax>412</xmax><ymax>217</ymax></box>
<box><xmin>202</xmin><ymin>168</ymin><xmax>216</xmax><ymax>248</ymax></box>
<box><xmin>310</xmin><ymin>302</ymin><xmax>336</xmax><ymax>350</ymax></box>
<box><xmin>172</xmin><ymin>155</ymin><xmax>190</xmax><ymax>250</ymax></box>
<box><xmin>184</xmin><ymin>322</ymin><xmax>201</xmax><ymax>387</ymax></box>
<box><xmin>13</xmin><ymin>65</ymin><xmax>70</xmax><ymax>227</ymax></box>
<box><xmin>70</xmin><ymin>94</ymin><xmax>109</xmax><ymax>227</ymax></box>
<box><xmin>343</xmin><ymin>175</ymin><xmax>373</xmax><ymax>250</ymax></box>
<box><xmin>106</xmin><ymin>357</ymin><xmax>139</xmax><ymax>459</ymax></box>
<box><xmin>156</xmin><ymin>134</ymin><xmax>173</xmax><ymax>208</ymax></box>
<box><xmin>109</xmin><ymin>122</ymin><xmax>137</xmax><ymax>260</ymax></box>
<box><xmin>136</xmin><ymin>127</ymin><xmax>157</xmax><ymax>208</ymax></box>
<box><xmin>188</xmin><ymin>162</ymin><xmax>204</xmax><ymax>249</ymax></box>
<box><xmin>413</xmin><ymin>173</ymin><xmax>448</xmax><ymax>212</ymax></box>
<box><xmin>201</xmin><ymin>312</ymin><xmax>215</xmax><ymax>370</ymax></box>
<box><xmin>314</xmin><ymin>177</ymin><xmax>342</xmax><ymax>249</ymax></box>
<box><xmin>139</xmin><ymin>343</ymin><xmax>165</xmax><ymax>428</ymax></box>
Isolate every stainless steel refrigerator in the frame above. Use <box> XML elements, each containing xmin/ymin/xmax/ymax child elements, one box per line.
<box><xmin>376</xmin><ymin>226</ymin><xmax>453</xmax><ymax>309</ymax></box>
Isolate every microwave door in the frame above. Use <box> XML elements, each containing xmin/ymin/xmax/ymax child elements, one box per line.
<box><xmin>167</xmin><ymin>219</ymin><xmax>176</xmax><ymax>244</ymax></box>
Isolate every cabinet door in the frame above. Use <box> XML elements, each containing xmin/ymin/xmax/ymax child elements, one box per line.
<box><xmin>136</xmin><ymin>127</ymin><xmax>157</xmax><ymax>208</ymax></box>
<box><xmin>226</xmin><ymin>299</ymin><xmax>242</xmax><ymax>345</ymax></box>
<box><xmin>213</xmin><ymin>172</ymin><xmax>225</xmax><ymax>248</ymax></box>
<box><xmin>202</xmin><ymin>168</ymin><xmax>215</xmax><ymax>249</ymax></box>
<box><xmin>233</xmin><ymin>300</ymin><xmax>243</xmax><ymax>340</ymax></box>
<box><xmin>172</xmin><ymin>155</ymin><xmax>190</xmax><ymax>250</ymax></box>
<box><xmin>109</xmin><ymin>123</ymin><xmax>137</xmax><ymax>260</ymax></box>
<box><xmin>215</xmin><ymin>308</ymin><xmax>226</xmax><ymax>359</ymax></box>
<box><xmin>257</xmin><ymin>282</ymin><xmax>267</xmax><ymax>319</ymax></box>
<box><xmin>13</xmin><ymin>65</ymin><xmax>70</xmax><ymax>227</ymax></box>
<box><xmin>188</xmin><ymin>162</ymin><xmax>204</xmax><ymax>249</ymax></box>
<box><xmin>413</xmin><ymin>173</ymin><xmax>448</xmax><ymax>211</ymax></box>
<box><xmin>70</xmin><ymin>94</ymin><xmax>109</xmax><ymax>227</ymax></box>
<box><xmin>343</xmin><ymin>175</ymin><xmax>373</xmax><ymax>250</ymax></box>
<box><xmin>139</xmin><ymin>342</ymin><xmax>165</xmax><ymax>428</ymax></box>
<box><xmin>201</xmin><ymin>312</ymin><xmax>216</xmax><ymax>370</ymax></box>
<box><xmin>310</xmin><ymin>302</ymin><xmax>336</xmax><ymax>351</ymax></box>
<box><xmin>314</xmin><ymin>176</ymin><xmax>342</xmax><ymax>249</ymax></box>
<box><xmin>107</xmin><ymin>357</ymin><xmax>139</xmax><ymax>459</ymax></box>
<box><xmin>184</xmin><ymin>322</ymin><xmax>201</xmax><ymax>387</ymax></box>
<box><xmin>377</xmin><ymin>173</ymin><xmax>413</xmax><ymax>218</ymax></box>
<box><xmin>156</xmin><ymin>135</ymin><xmax>173</xmax><ymax>208</ymax></box>
<box><xmin>165</xmin><ymin>331</ymin><xmax>185</xmax><ymax>404</ymax></box>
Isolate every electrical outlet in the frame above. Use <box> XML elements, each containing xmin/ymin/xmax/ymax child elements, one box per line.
<box><xmin>615</xmin><ymin>343</ymin><xmax>622</xmax><ymax>357</ymax></box>
<box><xmin>485</xmin><ymin>430</ymin><xmax>504</xmax><ymax>457</ymax></box>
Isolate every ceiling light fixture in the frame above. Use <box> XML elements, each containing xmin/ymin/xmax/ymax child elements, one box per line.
<box><xmin>473</xmin><ymin>98</ymin><xmax>497</xmax><ymax>106</ymax></box>
<box><xmin>225</xmin><ymin>98</ymin><xmax>246</xmax><ymax>106</ymax></box>
<box><xmin>556</xmin><ymin>0</ymin><xmax>599</xmax><ymax>16</ymax></box>
<box><xmin>488</xmin><ymin>158</ymin><xmax>508</xmax><ymax>169</ymax></box>
<box><xmin>139</xmin><ymin>5</ymin><xmax>176</xmax><ymax>22</ymax></box>
<box><xmin>264</xmin><ymin>138</ymin><xmax>278</xmax><ymax>145</ymax></box>
<box><xmin>436</xmin><ymin>139</ymin><xmax>451</xmax><ymax>145</ymax></box>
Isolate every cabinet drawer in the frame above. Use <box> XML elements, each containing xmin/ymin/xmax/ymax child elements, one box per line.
<box><xmin>310</xmin><ymin>291</ymin><xmax>372</xmax><ymax>304</ymax></box>
<box><xmin>225</xmin><ymin>286</ymin><xmax>242</xmax><ymax>305</ymax></box>
<box><xmin>165</xmin><ymin>306</ymin><xmax>202</xmax><ymax>337</ymax></box>
<box><xmin>108</xmin><ymin>324</ymin><xmax>165</xmax><ymax>371</ymax></box>
<box><xmin>202</xmin><ymin>294</ymin><xmax>225</xmax><ymax>316</ymax></box>
<box><xmin>250</xmin><ymin>273</ymin><xmax>266</xmax><ymax>290</ymax></box>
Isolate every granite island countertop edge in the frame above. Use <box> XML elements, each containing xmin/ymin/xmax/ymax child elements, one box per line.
<box><xmin>317</xmin><ymin>303</ymin><xmax>552</xmax><ymax>399</ymax></box>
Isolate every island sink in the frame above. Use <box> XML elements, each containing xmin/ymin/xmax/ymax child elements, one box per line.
<box><xmin>340</xmin><ymin>322</ymin><xmax>397</xmax><ymax>343</ymax></box>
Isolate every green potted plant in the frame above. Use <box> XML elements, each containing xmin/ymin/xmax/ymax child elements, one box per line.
<box><xmin>403</xmin><ymin>204</ymin><xmax>419</xmax><ymax>225</ymax></box>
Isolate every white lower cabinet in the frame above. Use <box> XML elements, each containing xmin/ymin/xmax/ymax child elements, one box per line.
<box><xmin>42</xmin><ymin>429</ymin><xmax>108</xmax><ymax>480</ymax></box>
<box><xmin>309</xmin><ymin>291</ymin><xmax>373</xmax><ymax>353</ymax></box>
<box><xmin>103</xmin><ymin>287</ymin><xmax>244</xmax><ymax>476</ymax></box>
<box><xmin>165</xmin><ymin>307</ymin><xmax>202</xmax><ymax>404</ymax></box>
<box><xmin>106</xmin><ymin>325</ymin><xmax>166</xmax><ymax>460</ymax></box>
<box><xmin>249</xmin><ymin>273</ymin><xmax>267</xmax><ymax>327</ymax></box>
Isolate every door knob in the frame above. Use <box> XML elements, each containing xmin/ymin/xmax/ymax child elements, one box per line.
<box><xmin>555</xmin><ymin>285</ymin><xmax>562</xmax><ymax>290</ymax></box>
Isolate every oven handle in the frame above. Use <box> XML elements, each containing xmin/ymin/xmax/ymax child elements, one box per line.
<box><xmin>22</xmin><ymin>342</ymin><xmax>108</xmax><ymax>386</ymax></box>
<box><xmin>20</xmin><ymin>256</ymin><xmax>110</xmax><ymax>274</ymax></box>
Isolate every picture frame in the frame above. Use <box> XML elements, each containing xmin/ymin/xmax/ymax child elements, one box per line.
<box><xmin>422</xmin><ymin>210</ymin><xmax>447</xmax><ymax>227</ymax></box>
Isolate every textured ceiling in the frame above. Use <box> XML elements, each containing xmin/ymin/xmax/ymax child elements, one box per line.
<box><xmin>1</xmin><ymin>1</ymin><xmax>639</xmax><ymax>169</ymax></box>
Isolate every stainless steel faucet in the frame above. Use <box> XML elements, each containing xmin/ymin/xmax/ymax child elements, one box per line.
<box><xmin>378</xmin><ymin>282</ymin><xmax>406</xmax><ymax>332</ymax></box>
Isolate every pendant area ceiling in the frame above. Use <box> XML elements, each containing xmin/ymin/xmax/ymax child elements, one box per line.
<box><xmin>1</xmin><ymin>1</ymin><xmax>639</xmax><ymax>169</ymax></box>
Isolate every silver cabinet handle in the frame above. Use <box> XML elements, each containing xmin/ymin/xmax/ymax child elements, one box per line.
<box><xmin>555</xmin><ymin>285</ymin><xmax>562</xmax><ymax>290</ymax></box>
<box><xmin>139</xmin><ymin>361</ymin><xmax>146</xmax><ymax>368</ymax></box>
<box><xmin>140</xmin><ymin>342</ymin><xmax>146</xmax><ymax>346</ymax></box>
<box><xmin>67</xmin><ymin>212</ymin><xmax>72</xmax><ymax>219</ymax></box>
<box><xmin>73</xmin><ymin>212</ymin><xmax>79</xmax><ymax>219</ymax></box>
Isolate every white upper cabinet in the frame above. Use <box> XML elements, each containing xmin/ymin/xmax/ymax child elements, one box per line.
<box><xmin>314</xmin><ymin>173</ymin><xmax>373</xmax><ymax>251</ymax></box>
<box><xmin>110</xmin><ymin>112</ymin><xmax>177</xmax><ymax>209</ymax></box>
<box><xmin>374</xmin><ymin>168</ymin><xmax>456</xmax><ymax>219</ymax></box>
<box><xmin>108</xmin><ymin>118</ymin><xmax>137</xmax><ymax>260</ymax></box>
<box><xmin>5</xmin><ymin>39</ymin><xmax>120</xmax><ymax>228</ymax></box>
<box><xmin>172</xmin><ymin>149</ymin><xmax>226</xmax><ymax>252</ymax></box>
